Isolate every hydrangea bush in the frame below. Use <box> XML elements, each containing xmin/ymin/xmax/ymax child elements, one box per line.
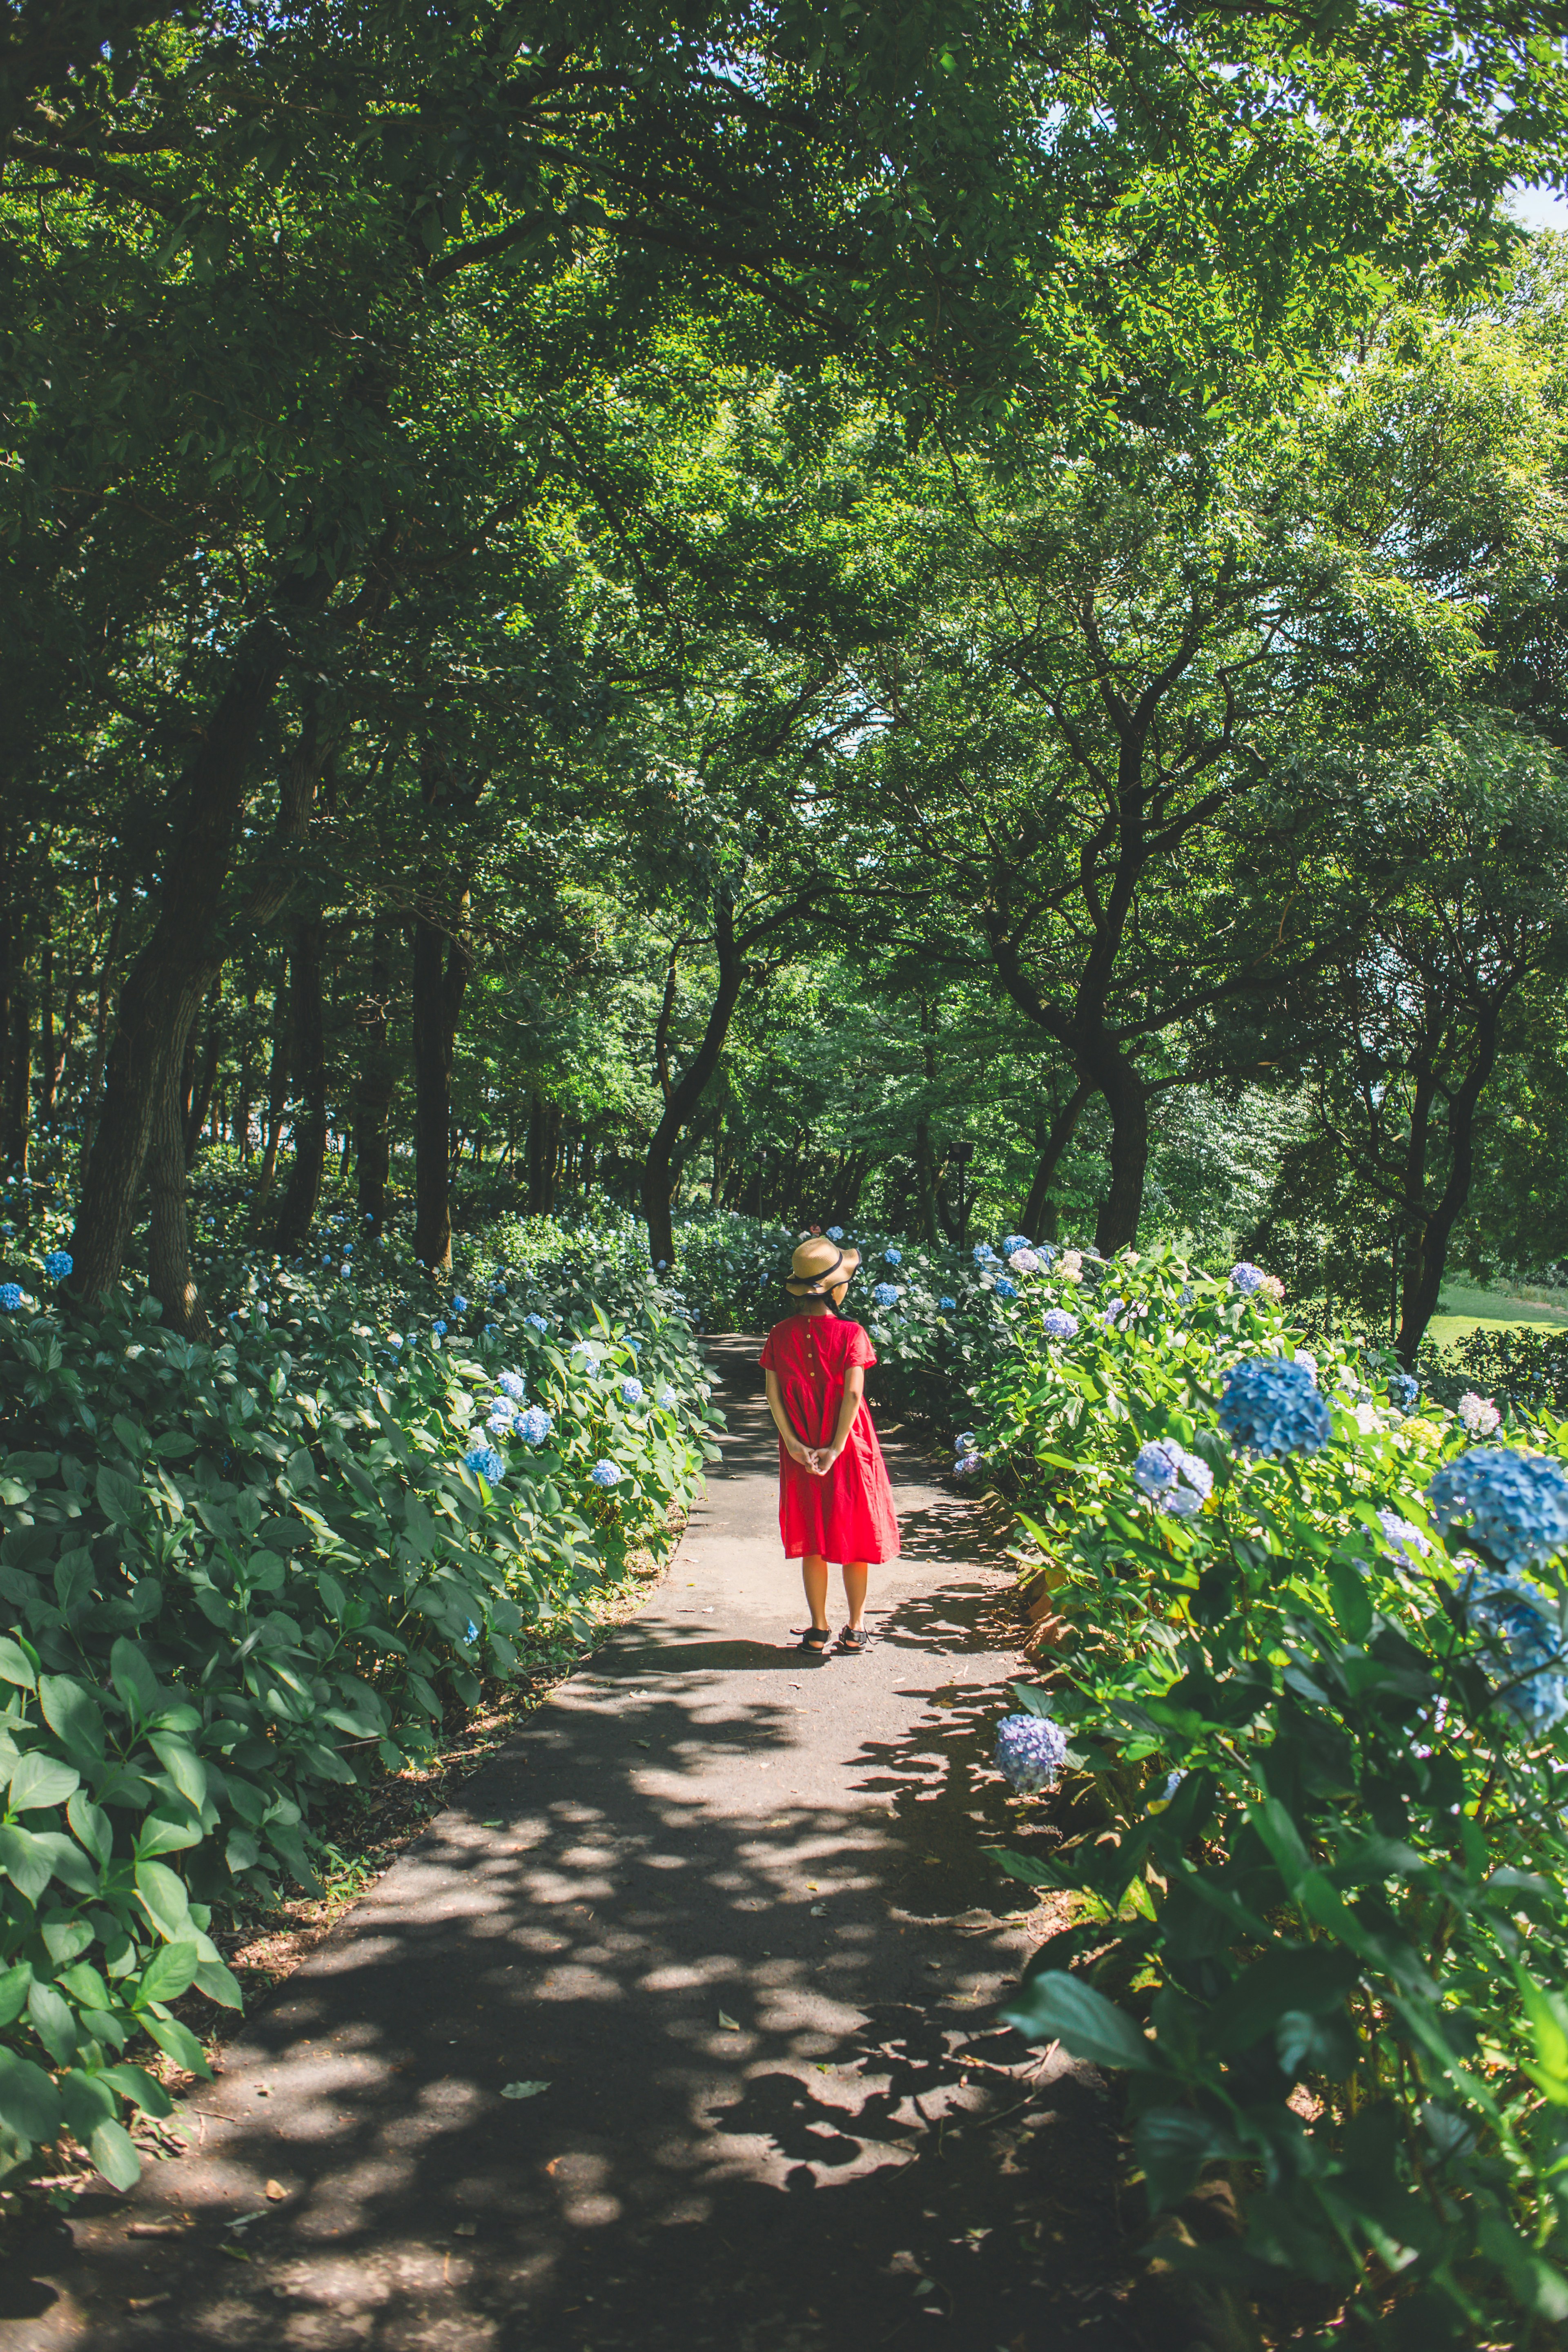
<box><xmin>0</xmin><ymin>1185</ymin><xmax>719</xmax><ymax>2190</ymax></box>
<box><xmin>961</xmin><ymin>1239</ymin><xmax>1568</xmax><ymax>2343</ymax></box>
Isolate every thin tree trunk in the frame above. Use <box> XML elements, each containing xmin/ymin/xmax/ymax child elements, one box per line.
<box><xmin>147</xmin><ymin>1015</ymin><xmax>211</xmax><ymax>1339</ymax></box>
<box><xmin>411</xmin><ymin>897</ymin><xmax>472</xmax><ymax>1268</ymax></box>
<box><xmin>353</xmin><ymin>916</ymin><xmax>395</xmax><ymax>1234</ymax></box>
<box><xmin>255</xmin><ymin>957</ymin><xmax>292</xmax><ymax>1200</ymax></box>
<box><xmin>6</xmin><ymin>969</ymin><xmax>31</xmax><ymax>1173</ymax></box>
<box><xmin>526</xmin><ymin>1093</ymin><xmax>559</xmax><ymax>1215</ymax></box>
<box><xmin>1395</xmin><ymin>1003</ymin><xmax>1504</xmax><ymax>1367</ymax></box>
<box><xmin>641</xmin><ymin>897</ymin><xmax>746</xmax><ymax>1269</ymax></box>
<box><xmin>78</xmin><ymin>888</ymin><xmax>128</xmax><ymax>1188</ymax></box>
<box><xmin>39</xmin><ymin>931</ymin><xmax>56</xmax><ymax>1122</ymax></box>
<box><xmin>1021</xmin><ymin>1078</ymin><xmax>1094</xmax><ymax>1237</ymax></box>
<box><xmin>275</xmin><ymin>914</ymin><xmax>326</xmax><ymax>1248</ymax></box>
<box><xmin>183</xmin><ymin>992</ymin><xmax>223</xmax><ymax>1167</ymax></box>
<box><xmin>233</xmin><ymin>967</ymin><xmax>259</xmax><ymax>1154</ymax></box>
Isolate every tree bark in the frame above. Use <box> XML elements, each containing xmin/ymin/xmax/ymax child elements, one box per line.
<box><xmin>353</xmin><ymin>916</ymin><xmax>395</xmax><ymax>1234</ymax></box>
<box><xmin>65</xmin><ymin>613</ymin><xmax>295</xmax><ymax>1304</ymax></box>
<box><xmin>183</xmin><ymin>991</ymin><xmax>223</xmax><ymax>1166</ymax></box>
<box><xmin>254</xmin><ymin>955</ymin><xmax>292</xmax><ymax>1199</ymax></box>
<box><xmin>274</xmin><ymin>914</ymin><xmax>327</xmax><ymax>1248</ymax></box>
<box><xmin>146</xmin><ymin>1016</ymin><xmax>211</xmax><ymax>1339</ymax></box>
<box><xmin>6</xmin><ymin>968</ymin><xmax>31</xmax><ymax>1174</ymax></box>
<box><xmin>78</xmin><ymin>889</ymin><xmax>128</xmax><ymax>1188</ymax></box>
<box><xmin>526</xmin><ymin>1093</ymin><xmax>559</xmax><ymax>1215</ymax></box>
<box><xmin>641</xmin><ymin>896</ymin><xmax>746</xmax><ymax>1269</ymax></box>
<box><xmin>411</xmin><ymin>896</ymin><xmax>472</xmax><ymax>1268</ymax></box>
<box><xmin>1395</xmin><ymin>1002</ymin><xmax>1504</xmax><ymax>1368</ymax></box>
<box><xmin>1021</xmin><ymin>1078</ymin><xmax>1094</xmax><ymax>1237</ymax></box>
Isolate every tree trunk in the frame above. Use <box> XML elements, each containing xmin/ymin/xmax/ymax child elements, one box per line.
<box><xmin>527</xmin><ymin>1092</ymin><xmax>559</xmax><ymax>1215</ymax></box>
<box><xmin>641</xmin><ymin>896</ymin><xmax>746</xmax><ymax>1270</ymax></box>
<box><xmin>78</xmin><ymin>889</ymin><xmax>128</xmax><ymax>1188</ymax></box>
<box><xmin>6</xmin><ymin>970</ymin><xmax>31</xmax><ymax>1173</ymax></box>
<box><xmin>183</xmin><ymin>993</ymin><xmax>223</xmax><ymax>1167</ymax></box>
<box><xmin>275</xmin><ymin>914</ymin><xmax>327</xmax><ymax>1248</ymax></box>
<box><xmin>147</xmin><ymin>1015</ymin><xmax>211</xmax><ymax>1339</ymax></box>
<box><xmin>353</xmin><ymin>916</ymin><xmax>395</xmax><ymax>1235</ymax></box>
<box><xmin>38</xmin><ymin>931</ymin><xmax>56</xmax><ymax>1122</ymax></box>
<box><xmin>254</xmin><ymin>957</ymin><xmax>292</xmax><ymax>1200</ymax></box>
<box><xmin>1022</xmin><ymin>1078</ymin><xmax>1094</xmax><ymax>1237</ymax></box>
<box><xmin>233</xmin><ymin>967</ymin><xmax>260</xmax><ymax>1154</ymax></box>
<box><xmin>65</xmin><ymin>613</ymin><xmax>294</xmax><ymax>1305</ymax></box>
<box><xmin>1395</xmin><ymin>1003</ymin><xmax>1504</xmax><ymax>1368</ymax></box>
<box><xmin>411</xmin><ymin>896</ymin><xmax>472</xmax><ymax>1268</ymax></box>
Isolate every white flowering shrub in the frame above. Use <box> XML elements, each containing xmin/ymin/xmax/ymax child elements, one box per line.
<box><xmin>0</xmin><ymin>1188</ymin><xmax>717</xmax><ymax>2191</ymax></box>
<box><xmin>967</xmin><ymin>1238</ymin><xmax>1568</xmax><ymax>2343</ymax></box>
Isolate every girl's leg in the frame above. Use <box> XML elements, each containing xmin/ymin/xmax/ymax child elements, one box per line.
<box><xmin>801</xmin><ymin>1554</ymin><xmax>829</xmax><ymax>1631</ymax></box>
<box><xmin>841</xmin><ymin>1561</ymin><xmax>868</xmax><ymax>1630</ymax></box>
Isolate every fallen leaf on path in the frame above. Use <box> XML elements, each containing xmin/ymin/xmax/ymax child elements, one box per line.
<box><xmin>481</xmin><ymin>1818</ymin><xmax>504</xmax><ymax>1828</ymax></box>
<box><xmin>220</xmin><ymin>2243</ymin><xmax>250</xmax><ymax>2263</ymax></box>
<box><xmin>501</xmin><ymin>2080</ymin><xmax>550</xmax><ymax>2100</ymax></box>
<box><xmin>264</xmin><ymin>2180</ymin><xmax>287</xmax><ymax>2202</ymax></box>
<box><xmin>810</xmin><ymin>1904</ymin><xmax>826</xmax><ymax>1916</ymax></box>
<box><xmin>718</xmin><ymin>2011</ymin><xmax>741</xmax><ymax>2032</ymax></box>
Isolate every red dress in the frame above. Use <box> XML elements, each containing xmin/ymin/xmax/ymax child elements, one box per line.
<box><xmin>759</xmin><ymin>1315</ymin><xmax>902</xmax><ymax>1564</ymax></box>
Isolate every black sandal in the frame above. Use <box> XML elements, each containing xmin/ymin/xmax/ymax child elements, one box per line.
<box><xmin>797</xmin><ymin>1627</ymin><xmax>831</xmax><ymax>1653</ymax></box>
<box><xmin>837</xmin><ymin>1627</ymin><xmax>868</xmax><ymax>1654</ymax></box>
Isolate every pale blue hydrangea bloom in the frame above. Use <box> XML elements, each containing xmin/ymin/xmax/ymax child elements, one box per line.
<box><xmin>657</xmin><ymin>1385</ymin><xmax>677</xmax><ymax>1410</ymax></box>
<box><xmin>1388</xmin><ymin>1372</ymin><xmax>1420</xmax><ymax>1410</ymax></box>
<box><xmin>826</xmin><ymin>1226</ymin><xmax>845</xmax><ymax>1241</ymax></box>
<box><xmin>515</xmin><ymin>1405</ymin><xmax>553</xmax><ymax>1445</ymax></box>
<box><xmin>1230</xmin><ymin>1262</ymin><xmax>1266</xmax><ymax>1295</ymax></box>
<box><xmin>1041</xmin><ymin>1309</ymin><xmax>1079</xmax><ymax>1340</ymax></box>
<box><xmin>996</xmin><ymin>1276</ymin><xmax>1018</xmax><ymax>1299</ymax></box>
<box><xmin>883</xmin><ymin>1246</ymin><xmax>902</xmax><ymax>1266</ymax></box>
<box><xmin>486</xmin><ymin>1403</ymin><xmax>515</xmax><ymax>1436</ymax></box>
<box><xmin>465</xmin><ymin>1444</ymin><xmax>505</xmax><ymax>1484</ymax></box>
<box><xmin>1464</xmin><ymin>1567</ymin><xmax>1568</xmax><ymax>1730</ymax></box>
<box><xmin>1428</xmin><ymin>1448</ymin><xmax>1568</xmax><ymax>1574</ymax></box>
<box><xmin>433</xmin><ymin>1320</ymin><xmax>448</xmax><ymax>1336</ymax></box>
<box><xmin>939</xmin><ymin>1296</ymin><xmax>956</xmax><ymax>1311</ymax></box>
<box><xmin>590</xmin><ymin>1459</ymin><xmax>620</xmax><ymax>1487</ymax></box>
<box><xmin>620</xmin><ymin>1378</ymin><xmax>644</xmax><ymax>1406</ymax></box>
<box><xmin>43</xmin><ymin>1251</ymin><xmax>72</xmax><ymax>1282</ymax></box>
<box><xmin>498</xmin><ymin>1371</ymin><xmax>527</xmax><ymax>1401</ymax></box>
<box><xmin>1001</xmin><ymin>1234</ymin><xmax>1030</xmax><ymax>1257</ymax></box>
<box><xmin>525</xmin><ymin>1313</ymin><xmax>550</xmax><ymax>1333</ymax></box>
<box><xmin>1134</xmin><ymin>1437</ymin><xmax>1213</xmax><ymax>1518</ymax></box>
<box><xmin>873</xmin><ymin>1281</ymin><xmax>900</xmax><ymax>1307</ymax></box>
<box><xmin>955</xmin><ymin>1431</ymin><xmax>976</xmax><ymax>1449</ymax></box>
<box><xmin>973</xmin><ymin>1242</ymin><xmax>996</xmax><ymax>1263</ymax></box>
<box><xmin>464</xmin><ymin>1619</ymin><xmax>480</xmax><ymax>1646</ymax></box>
<box><xmin>452</xmin><ymin>1295</ymin><xmax>468</xmax><ymax>1313</ymax></box>
<box><xmin>1147</xmin><ymin>1768</ymin><xmax>1187</xmax><ymax>1813</ymax></box>
<box><xmin>994</xmin><ymin>1712</ymin><xmax>1068</xmax><ymax>1792</ymax></box>
<box><xmin>1377</xmin><ymin>1509</ymin><xmax>1432</xmax><ymax>1567</ymax></box>
<box><xmin>1218</xmin><ymin>1356</ymin><xmax>1331</xmax><ymax>1458</ymax></box>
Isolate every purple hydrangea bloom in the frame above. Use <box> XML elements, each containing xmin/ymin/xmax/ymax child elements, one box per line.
<box><xmin>1041</xmin><ymin>1309</ymin><xmax>1079</xmax><ymax>1340</ymax></box>
<box><xmin>1007</xmin><ymin>1248</ymin><xmax>1041</xmax><ymax>1274</ymax></box>
<box><xmin>954</xmin><ymin>1451</ymin><xmax>984</xmax><ymax>1476</ymax></box>
<box><xmin>1428</xmin><ymin>1448</ymin><xmax>1568</xmax><ymax>1574</ymax></box>
<box><xmin>994</xmin><ymin>1712</ymin><xmax>1069</xmax><ymax>1793</ymax></box>
<box><xmin>1377</xmin><ymin>1509</ymin><xmax>1431</xmax><ymax>1567</ymax></box>
<box><xmin>1458</xmin><ymin>1391</ymin><xmax>1501</xmax><ymax>1436</ymax></box>
<box><xmin>1218</xmin><ymin>1356</ymin><xmax>1331</xmax><ymax>1458</ymax></box>
<box><xmin>1230</xmin><ymin>1262</ymin><xmax>1266</xmax><ymax>1295</ymax></box>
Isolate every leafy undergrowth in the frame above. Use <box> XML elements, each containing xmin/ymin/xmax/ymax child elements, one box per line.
<box><xmin>0</xmin><ymin>1175</ymin><xmax>719</xmax><ymax>2196</ymax></box>
<box><xmin>968</xmin><ymin>1242</ymin><xmax>1568</xmax><ymax>2349</ymax></box>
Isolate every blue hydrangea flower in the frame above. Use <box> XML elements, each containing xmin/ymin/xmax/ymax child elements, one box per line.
<box><xmin>1001</xmin><ymin>1234</ymin><xmax>1030</xmax><ymax>1257</ymax></box>
<box><xmin>464</xmin><ymin>1619</ymin><xmax>480</xmax><ymax>1646</ymax></box>
<box><xmin>1377</xmin><ymin>1509</ymin><xmax>1432</xmax><ymax>1567</ymax></box>
<box><xmin>883</xmin><ymin>1246</ymin><xmax>902</xmax><ymax>1266</ymax></box>
<box><xmin>939</xmin><ymin>1296</ymin><xmax>956</xmax><ymax>1311</ymax></box>
<box><xmin>826</xmin><ymin>1226</ymin><xmax>845</xmax><ymax>1241</ymax></box>
<box><xmin>515</xmin><ymin>1405</ymin><xmax>553</xmax><ymax>1445</ymax></box>
<box><xmin>873</xmin><ymin>1281</ymin><xmax>900</xmax><ymax>1307</ymax></box>
<box><xmin>1147</xmin><ymin>1768</ymin><xmax>1187</xmax><ymax>1814</ymax></box>
<box><xmin>464</xmin><ymin>1444</ymin><xmax>505</xmax><ymax>1485</ymax></box>
<box><xmin>1036</xmin><ymin>1242</ymin><xmax>1058</xmax><ymax>1264</ymax></box>
<box><xmin>1218</xmin><ymin>1356</ymin><xmax>1331</xmax><ymax>1458</ymax></box>
<box><xmin>994</xmin><ymin>1712</ymin><xmax>1069</xmax><ymax>1793</ymax></box>
<box><xmin>1230</xmin><ymin>1262</ymin><xmax>1267</xmax><ymax>1295</ymax></box>
<box><xmin>494</xmin><ymin>1264</ymin><xmax>507</xmax><ymax>1281</ymax></box>
<box><xmin>656</xmin><ymin>1384</ymin><xmax>678</xmax><ymax>1409</ymax></box>
<box><xmin>954</xmin><ymin>1451</ymin><xmax>984</xmax><ymax>1476</ymax></box>
<box><xmin>452</xmin><ymin>1295</ymin><xmax>468</xmax><ymax>1314</ymax></box>
<box><xmin>955</xmin><ymin>1431</ymin><xmax>976</xmax><ymax>1450</ymax></box>
<box><xmin>1388</xmin><ymin>1372</ymin><xmax>1420</xmax><ymax>1411</ymax></box>
<box><xmin>996</xmin><ymin>1276</ymin><xmax>1018</xmax><ymax>1299</ymax></box>
<box><xmin>389</xmin><ymin>1334</ymin><xmax>403</xmax><ymax>1349</ymax></box>
<box><xmin>486</xmin><ymin>1403</ymin><xmax>515</xmax><ymax>1436</ymax></box>
<box><xmin>1133</xmin><ymin>1437</ymin><xmax>1214</xmax><ymax>1519</ymax></box>
<box><xmin>525</xmin><ymin>1313</ymin><xmax>550</xmax><ymax>1333</ymax></box>
<box><xmin>42</xmin><ymin>1251</ymin><xmax>72</xmax><ymax>1282</ymax></box>
<box><xmin>1428</xmin><ymin>1449</ymin><xmax>1568</xmax><ymax>1574</ymax></box>
<box><xmin>432</xmin><ymin>1320</ymin><xmax>448</xmax><ymax>1336</ymax></box>
<box><xmin>1102</xmin><ymin>1296</ymin><xmax>1124</xmax><ymax>1324</ymax></box>
<box><xmin>1464</xmin><ymin>1568</ymin><xmax>1568</xmax><ymax>1730</ymax></box>
<box><xmin>973</xmin><ymin>1243</ymin><xmax>996</xmax><ymax>1264</ymax></box>
<box><xmin>1041</xmin><ymin>1309</ymin><xmax>1079</xmax><ymax>1340</ymax></box>
<box><xmin>620</xmin><ymin>1378</ymin><xmax>644</xmax><ymax>1407</ymax></box>
<box><xmin>498</xmin><ymin>1371</ymin><xmax>527</xmax><ymax>1401</ymax></box>
<box><xmin>590</xmin><ymin>1459</ymin><xmax>620</xmax><ymax>1487</ymax></box>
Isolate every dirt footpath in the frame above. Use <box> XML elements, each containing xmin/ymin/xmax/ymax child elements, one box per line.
<box><xmin>0</xmin><ymin>1335</ymin><xmax>1134</xmax><ymax>2352</ymax></box>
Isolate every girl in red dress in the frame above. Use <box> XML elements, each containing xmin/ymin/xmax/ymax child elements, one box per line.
<box><xmin>759</xmin><ymin>1236</ymin><xmax>901</xmax><ymax>1655</ymax></box>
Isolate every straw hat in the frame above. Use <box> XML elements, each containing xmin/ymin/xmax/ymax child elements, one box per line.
<box><xmin>784</xmin><ymin>1236</ymin><xmax>861</xmax><ymax>1297</ymax></box>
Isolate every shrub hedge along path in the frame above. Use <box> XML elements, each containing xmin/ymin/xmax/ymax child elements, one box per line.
<box><xmin>0</xmin><ymin>1338</ymin><xmax>1131</xmax><ymax>2352</ymax></box>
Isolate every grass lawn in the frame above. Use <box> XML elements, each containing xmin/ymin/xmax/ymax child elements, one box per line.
<box><xmin>1426</xmin><ymin>1282</ymin><xmax>1568</xmax><ymax>1348</ymax></box>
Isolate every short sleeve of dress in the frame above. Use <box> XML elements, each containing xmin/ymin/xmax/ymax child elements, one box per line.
<box><xmin>758</xmin><ymin>1326</ymin><xmax>778</xmax><ymax>1370</ymax></box>
<box><xmin>846</xmin><ymin>1323</ymin><xmax>877</xmax><ymax>1369</ymax></box>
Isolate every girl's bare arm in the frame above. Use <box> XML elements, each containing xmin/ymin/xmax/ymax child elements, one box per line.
<box><xmin>814</xmin><ymin>1366</ymin><xmax>864</xmax><ymax>1471</ymax></box>
<box><xmin>764</xmin><ymin>1368</ymin><xmax>815</xmax><ymax>1465</ymax></box>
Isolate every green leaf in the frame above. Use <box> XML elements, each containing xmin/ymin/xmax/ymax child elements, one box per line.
<box><xmin>136</xmin><ymin>1941</ymin><xmax>200</xmax><ymax>2009</ymax></box>
<box><xmin>0</xmin><ymin>2049</ymin><xmax>63</xmax><ymax>2145</ymax></box>
<box><xmin>67</xmin><ymin>1793</ymin><xmax>112</xmax><ymax>1870</ymax></box>
<box><xmin>136</xmin><ymin>1813</ymin><xmax>201</xmax><ymax>1859</ymax></box>
<box><xmin>1210</xmin><ymin>1945</ymin><xmax>1362</xmax><ymax>2055</ymax></box>
<box><xmin>148</xmin><ymin>1734</ymin><xmax>207</xmax><ymax>1811</ymax></box>
<box><xmin>192</xmin><ymin>1956</ymin><xmax>243</xmax><ymax>2009</ymax></box>
<box><xmin>0</xmin><ymin>1636</ymin><xmax>37</xmax><ymax>1690</ymax></box>
<box><xmin>134</xmin><ymin>1859</ymin><xmax>194</xmax><ymax>1941</ymax></box>
<box><xmin>139</xmin><ymin>2011</ymin><xmax>212</xmax><ymax>2077</ymax></box>
<box><xmin>28</xmin><ymin>1979</ymin><xmax>78</xmax><ymax>2064</ymax></box>
<box><xmin>0</xmin><ymin>1824</ymin><xmax>52</xmax><ymax>1899</ymax></box>
<box><xmin>999</xmin><ymin>1971</ymin><xmax>1166</xmax><ymax>2071</ymax></box>
<box><xmin>8</xmin><ymin>1752</ymin><xmax>81</xmax><ymax>1814</ymax></box>
<box><xmin>1135</xmin><ymin>2107</ymin><xmax>1239</xmax><ymax>2212</ymax></box>
<box><xmin>40</xmin><ymin>1675</ymin><xmax>106</xmax><ymax>1763</ymax></box>
<box><xmin>100</xmin><ymin>2063</ymin><xmax>173</xmax><ymax>2119</ymax></box>
<box><xmin>89</xmin><ymin>2117</ymin><xmax>142</xmax><ymax>2191</ymax></box>
<box><xmin>109</xmin><ymin>1639</ymin><xmax>158</xmax><ymax>1720</ymax></box>
<box><xmin>0</xmin><ymin>1961</ymin><xmax>31</xmax><ymax>2025</ymax></box>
